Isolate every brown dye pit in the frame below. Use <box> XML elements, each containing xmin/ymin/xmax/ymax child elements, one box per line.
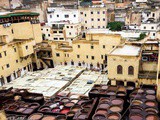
<box><xmin>28</xmin><ymin>113</ymin><xmax>43</xmax><ymax>120</ymax></box>
<box><xmin>130</xmin><ymin>114</ymin><xmax>143</xmax><ymax>120</ymax></box>
<box><xmin>65</xmin><ymin>102</ymin><xmax>75</xmax><ymax>108</ymax></box>
<box><xmin>96</xmin><ymin>109</ymin><xmax>108</xmax><ymax>115</ymax></box>
<box><xmin>132</xmin><ymin>100</ymin><xmax>143</xmax><ymax>105</ymax></box>
<box><xmin>146</xmin><ymin>115</ymin><xmax>159</xmax><ymax>120</ymax></box>
<box><xmin>61</xmin><ymin>98</ymin><xmax>70</xmax><ymax>103</ymax></box>
<box><xmin>108</xmin><ymin>113</ymin><xmax>120</xmax><ymax>120</ymax></box>
<box><xmin>42</xmin><ymin>116</ymin><xmax>57</xmax><ymax>120</ymax></box>
<box><xmin>109</xmin><ymin>106</ymin><xmax>121</xmax><ymax>112</ymax></box>
<box><xmin>93</xmin><ymin>114</ymin><xmax>107</xmax><ymax>120</ymax></box>
<box><xmin>78</xmin><ymin>114</ymin><xmax>87</xmax><ymax>119</ymax></box>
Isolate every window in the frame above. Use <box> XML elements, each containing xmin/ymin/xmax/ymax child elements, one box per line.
<box><xmin>98</xmin><ymin>19</ymin><xmax>100</xmax><ymax>21</ymax></box>
<box><xmin>85</xmin><ymin>21</ymin><xmax>87</xmax><ymax>23</ymax></box>
<box><xmin>16</xmin><ymin>60</ymin><xmax>18</xmax><ymax>63</ymax></box>
<box><xmin>80</xmin><ymin>12</ymin><xmax>83</xmax><ymax>14</ymax></box>
<box><xmin>117</xmin><ymin>65</ymin><xmax>123</xmax><ymax>74</ymax></box>
<box><xmin>91</xmin><ymin>56</ymin><xmax>94</xmax><ymax>60</ymax></box>
<box><xmin>6</xmin><ymin>64</ymin><xmax>10</xmax><ymax>68</ymax></box>
<box><xmin>103</xmin><ymin>45</ymin><xmax>105</xmax><ymax>49</ymax></box>
<box><xmin>65</xmin><ymin>15</ymin><xmax>69</xmax><ymax>18</ymax></box>
<box><xmin>60</xmin><ymin>38</ymin><xmax>64</xmax><ymax>40</ymax></box>
<box><xmin>91</xmin><ymin>11</ymin><xmax>93</xmax><ymax>14</ymax></box>
<box><xmin>53</xmin><ymin>31</ymin><xmax>57</xmax><ymax>33</ymax></box>
<box><xmin>4</xmin><ymin>51</ymin><xmax>7</xmax><ymax>56</ymax></box>
<box><xmin>128</xmin><ymin>66</ymin><xmax>134</xmax><ymax>75</ymax></box>
<box><xmin>103</xmin><ymin>11</ymin><xmax>105</xmax><ymax>14</ymax></box>
<box><xmin>26</xmin><ymin>46</ymin><xmax>28</xmax><ymax>50</ymax></box>
<box><xmin>74</xmin><ymin>15</ymin><xmax>76</xmax><ymax>17</ymax></box>
<box><xmin>97</xmin><ymin>11</ymin><xmax>100</xmax><ymax>14</ymax></box>
<box><xmin>86</xmin><ymin>55</ymin><xmax>88</xmax><ymax>59</ymax></box>
<box><xmin>92</xmin><ymin>26</ymin><xmax>94</xmax><ymax>28</ymax></box>
<box><xmin>48</xmin><ymin>34</ymin><xmax>50</xmax><ymax>37</ymax></box>
<box><xmin>91</xmin><ymin>46</ymin><xmax>94</xmax><ymax>49</ymax></box>
<box><xmin>56</xmin><ymin>53</ymin><xmax>60</xmax><ymax>57</ymax></box>
<box><xmin>59</xmin><ymin>31</ymin><xmax>63</xmax><ymax>33</ymax></box>
<box><xmin>98</xmin><ymin>26</ymin><xmax>100</xmax><ymax>28</ymax></box>
<box><xmin>112</xmin><ymin>46</ymin><xmax>115</xmax><ymax>48</ymax></box>
<box><xmin>57</xmin><ymin>15</ymin><xmax>59</xmax><ymax>17</ymax></box>
<box><xmin>77</xmin><ymin>55</ymin><xmax>80</xmax><ymax>58</ymax></box>
<box><xmin>153</xmin><ymin>33</ymin><xmax>155</xmax><ymax>36</ymax></box>
<box><xmin>78</xmin><ymin>45</ymin><xmax>80</xmax><ymax>48</ymax></box>
<box><xmin>103</xmin><ymin>18</ymin><xmax>105</xmax><ymax>21</ymax></box>
<box><xmin>144</xmin><ymin>26</ymin><xmax>146</xmax><ymax>29</ymax></box>
<box><xmin>153</xmin><ymin>13</ymin><xmax>155</xmax><ymax>17</ymax></box>
<box><xmin>69</xmin><ymin>32</ymin><xmax>71</xmax><ymax>35</ymax></box>
<box><xmin>0</xmin><ymin>53</ymin><xmax>2</xmax><ymax>58</ymax></box>
<box><xmin>85</xmin><ymin>27</ymin><xmax>87</xmax><ymax>29</ymax></box>
<box><xmin>103</xmin><ymin>26</ymin><xmax>105</xmax><ymax>28</ymax></box>
<box><xmin>14</xmin><ymin>48</ymin><xmax>16</xmax><ymax>52</ymax></box>
<box><xmin>50</xmin><ymin>15</ymin><xmax>52</xmax><ymax>18</ymax></box>
<box><xmin>71</xmin><ymin>26</ymin><xmax>73</xmax><ymax>28</ymax></box>
<box><xmin>91</xmin><ymin>18</ymin><xmax>94</xmax><ymax>21</ymax></box>
<box><xmin>46</xmin><ymin>29</ymin><xmax>48</xmax><ymax>31</ymax></box>
<box><xmin>151</xmin><ymin>26</ymin><xmax>154</xmax><ymax>29</ymax></box>
<box><xmin>101</xmin><ymin>55</ymin><xmax>103</xmax><ymax>59</ymax></box>
<box><xmin>11</xmin><ymin>29</ymin><xmax>14</xmax><ymax>34</ymax></box>
<box><xmin>67</xmin><ymin>26</ymin><xmax>69</xmax><ymax>28</ymax></box>
<box><xmin>85</xmin><ymin>14</ymin><xmax>87</xmax><ymax>17</ymax></box>
<box><xmin>54</xmin><ymin>38</ymin><xmax>58</xmax><ymax>40</ymax></box>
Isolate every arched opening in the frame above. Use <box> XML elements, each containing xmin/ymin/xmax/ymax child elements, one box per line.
<box><xmin>117</xmin><ymin>65</ymin><xmax>123</xmax><ymax>74</ymax></box>
<box><xmin>128</xmin><ymin>66</ymin><xmax>134</xmax><ymax>75</ymax></box>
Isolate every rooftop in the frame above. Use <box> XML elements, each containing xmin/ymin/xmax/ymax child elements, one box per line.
<box><xmin>110</xmin><ymin>45</ymin><xmax>141</xmax><ymax>56</ymax></box>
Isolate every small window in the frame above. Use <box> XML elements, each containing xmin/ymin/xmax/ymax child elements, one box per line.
<box><xmin>11</xmin><ymin>29</ymin><xmax>14</xmax><ymax>34</ymax></box>
<box><xmin>57</xmin><ymin>15</ymin><xmax>59</xmax><ymax>17</ymax></box>
<box><xmin>97</xmin><ymin>11</ymin><xmax>100</xmax><ymax>14</ymax></box>
<box><xmin>56</xmin><ymin>53</ymin><xmax>60</xmax><ymax>57</ymax></box>
<box><xmin>91</xmin><ymin>56</ymin><xmax>94</xmax><ymax>60</ymax></box>
<box><xmin>92</xmin><ymin>26</ymin><xmax>94</xmax><ymax>28</ymax></box>
<box><xmin>67</xmin><ymin>54</ymin><xmax>69</xmax><ymax>57</ymax></box>
<box><xmin>77</xmin><ymin>55</ymin><xmax>80</xmax><ymax>58</ymax></box>
<box><xmin>54</xmin><ymin>38</ymin><xmax>58</xmax><ymax>40</ymax></box>
<box><xmin>101</xmin><ymin>55</ymin><xmax>103</xmax><ymax>59</ymax></box>
<box><xmin>50</xmin><ymin>15</ymin><xmax>52</xmax><ymax>18</ymax></box>
<box><xmin>85</xmin><ymin>21</ymin><xmax>87</xmax><ymax>23</ymax></box>
<box><xmin>86</xmin><ymin>55</ymin><xmax>88</xmax><ymax>59</ymax></box>
<box><xmin>59</xmin><ymin>31</ymin><xmax>63</xmax><ymax>33</ymax></box>
<box><xmin>71</xmin><ymin>26</ymin><xmax>73</xmax><ymax>28</ymax></box>
<box><xmin>91</xmin><ymin>46</ymin><xmax>94</xmax><ymax>49</ymax></box>
<box><xmin>67</xmin><ymin>26</ymin><xmax>69</xmax><ymax>28</ymax></box>
<box><xmin>6</xmin><ymin>64</ymin><xmax>10</xmax><ymax>68</ymax></box>
<box><xmin>4</xmin><ymin>51</ymin><xmax>7</xmax><ymax>56</ymax></box>
<box><xmin>78</xmin><ymin>45</ymin><xmax>80</xmax><ymax>48</ymax></box>
<box><xmin>48</xmin><ymin>34</ymin><xmax>50</xmax><ymax>37</ymax></box>
<box><xmin>53</xmin><ymin>31</ymin><xmax>57</xmax><ymax>33</ymax></box>
<box><xmin>65</xmin><ymin>15</ymin><xmax>69</xmax><ymax>18</ymax></box>
<box><xmin>117</xmin><ymin>65</ymin><xmax>123</xmax><ymax>74</ymax></box>
<box><xmin>0</xmin><ymin>53</ymin><xmax>2</xmax><ymax>58</ymax></box>
<box><xmin>128</xmin><ymin>66</ymin><xmax>134</xmax><ymax>75</ymax></box>
<box><xmin>26</xmin><ymin>46</ymin><xmax>28</xmax><ymax>50</ymax></box>
<box><xmin>85</xmin><ymin>14</ymin><xmax>87</xmax><ymax>17</ymax></box>
<box><xmin>153</xmin><ymin>33</ymin><xmax>155</xmax><ymax>36</ymax></box>
<box><xmin>112</xmin><ymin>46</ymin><xmax>115</xmax><ymax>48</ymax></box>
<box><xmin>98</xmin><ymin>26</ymin><xmax>100</xmax><ymax>28</ymax></box>
<box><xmin>151</xmin><ymin>26</ymin><xmax>154</xmax><ymax>29</ymax></box>
<box><xmin>74</xmin><ymin>15</ymin><xmax>76</xmax><ymax>17</ymax></box>
<box><xmin>103</xmin><ymin>18</ymin><xmax>105</xmax><ymax>21</ymax></box>
<box><xmin>60</xmin><ymin>38</ymin><xmax>64</xmax><ymax>40</ymax></box>
<box><xmin>69</xmin><ymin>32</ymin><xmax>71</xmax><ymax>35</ymax></box>
<box><xmin>152</xmin><ymin>13</ymin><xmax>155</xmax><ymax>17</ymax></box>
<box><xmin>14</xmin><ymin>48</ymin><xmax>16</xmax><ymax>52</ymax></box>
<box><xmin>103</xmin><ymin>11</ymin><xmax>105</xmax><ymax>14</ymax></box>
<box><xmin>144</xmin><ymin>26</ymin><xmax>146</xmax><ymax>29</ymax></box>
<box><xmin>98</xmin><ymin>19</ymin><xmax>100</xmax><ymax>21</ymax></box>
<box><xmin>103</xmin><ymin>45</ymin><xmax>105</xmax><ymax>49</ymax></box>
<box><xmin>91</xmin><ymin>11</ymin><xmax>93</xmax><ymax>14</ymax></box>
<box><xmin>46</xmin><ymin>29</ymin><xmax>48</xmax><ymax>31</ymax></box>
<box><xmin>91</xmin><ymin>18</ymin><xmax>94</xmax><ymax>21</ymax></box>
<box><xmin>16</xmin><ymin>60</ymin><xmax>18</xmax><ymax>63</ymax></box>
<box><xmin>80</xmin><ymin>12</ymin><xmax>83</xmax><ymax>14</ymax></box>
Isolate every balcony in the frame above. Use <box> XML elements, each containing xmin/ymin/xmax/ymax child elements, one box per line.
<box><xmin>52</xmin><ymin>24</ymin><xmax>64</xmax><ymax>29</ymax></box>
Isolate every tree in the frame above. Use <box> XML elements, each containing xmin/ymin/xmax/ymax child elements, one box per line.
<box><xmin>137</xmin><ymin>33</ymin><xmax>146</xmax><ymax>40</ymax></box>
<box><xmin>107</xmin><ymin>22</ymin><xmax>124</xmax><ymax>31</ymax></box>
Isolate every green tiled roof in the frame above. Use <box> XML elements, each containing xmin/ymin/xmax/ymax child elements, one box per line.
<box><xmin>0</xmin><ymin>12</ymin><xmax>39</xmax><ymax>19</ymax></box>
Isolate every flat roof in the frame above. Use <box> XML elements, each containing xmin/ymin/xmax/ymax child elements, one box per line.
<box><xmin>110</xmin><ymin>45</ymin><xmax>141</xmax><ymax>56</ymax></box>
<box><xmin>0</xmin><ymin>12</ymin><xmax>39</xmax><ymax>19</ymax></box>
